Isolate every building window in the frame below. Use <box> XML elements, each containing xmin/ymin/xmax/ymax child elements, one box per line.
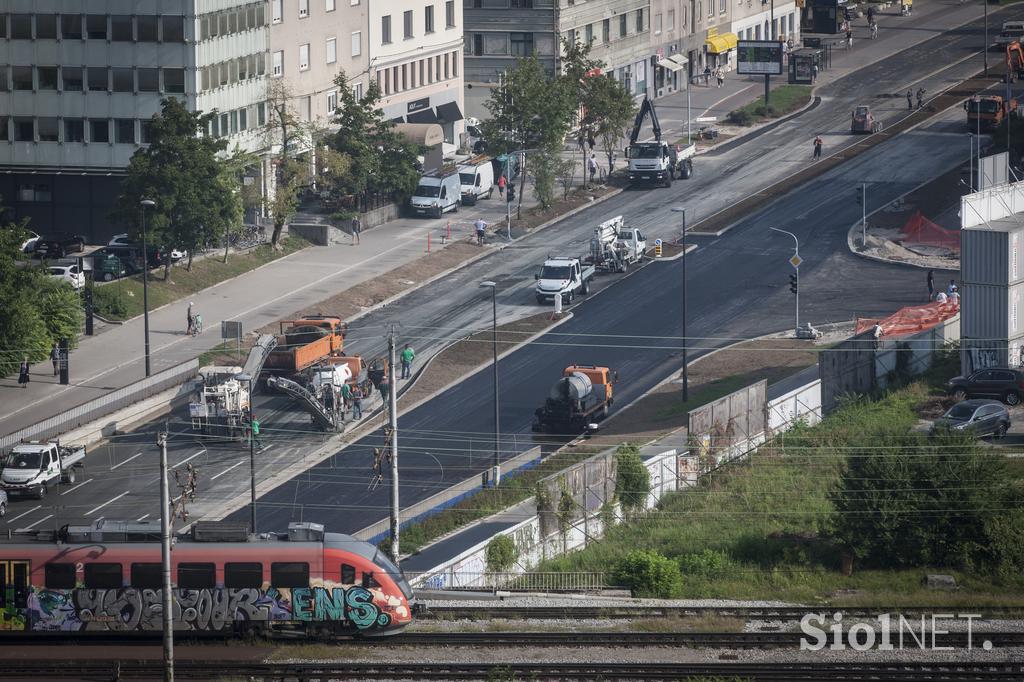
<box><xmin>419</xmin><ymin>59</ymin><xmax>425</xmax><ymax>84</ymax></box>
<box><xmin>351</xmin><ymin>31</ymin><xmax>361</xmax><ymax>57</ymax></box>
<box><xmin>510</xmin><ymin>32</ymin><xmax>534</xmax><ymax>57</ymax></box>
<box><xmin>115</xmin><ymin>119</ymin><xmax>135</xmax><ymax>143</ymax></box>
<box><xmin>112</xmin><ymin>68</ymin><xmax>134</xmax><ymax>92</ymax></box>
<box><xmin>452</xmin><ymin>50</ymin><xmax>458</xmax><ymax>76</ymax></box>
<box><xmin>327</xmin><ymin>90</ymin><xmax>338</xmax><ymax>113</ymax></box>
<box><xmin>137</xmin><ymin>15</ymin><xmax>158</xmax><ymax>41</ymax></box>
<box><xmin>162</xmin><ymin>15</ymin><xmax>184</xmax><ymax>41</ymax></box>
<box><xmin>667</xmin><ymin>10</ymin><xmax>675</xmax><ymax>31</ymax></box>
<box><xmin>272</xmin><ymin>0</ymin><xmax>283</xmax><ymax>23</ymax></box>
<box><xmin>299</xmin><ymin>44</ymin><xmax>310</xmax><ymax>70</ymax></box>
<box><xmin>257</xmin><ymin>102</ymin><xmax>266</xmax><ymax>125</ymax></box>
<box><xmin>382</xmin><ymin>15</ymin><xmax>391</xmax><ymax>44</ymax></box>
<box><xmin>352</xmin><ymin>82</ymin><xmax>363</xmax><ymax>100</ymax></box>
<box><xmin>61</xmin><ymin>15</ymin><xmax>83</xmax><ymax>39</ymax></box>
<box><xmin>272</xmin><ymin>50</ymin><xmax>284</xmax><ymax>76</ymax></box>
<box><xmin>443</xmin><ymin>53</ymin><xmax>450</xmax><ymax>80</ymax></box>
<box><xmin>299</xmin><ymin>0</ymin><xmax>309</xmax><ymax>18</ymax></box>
<box><xmin>0</xmin><ymin>70</ymin><xmax>6</xmax><ymax>91</ymax></box>
<box><xmin>602</xmin><ymin>18</ymin><xmax>610</xmax><ymax>43</ymax></box>
<box><xmin>404</xmin><ymin>10</ymin><xmax>413</xmax><ymax>39</ymax></box>
<box><xmin>446</xmin><ymin>1</ymin><xmax>455</xmax><ymax>28</ymax></box>
<box><xmin>86</xmin><ymin>14</ymin><xmax>107</xmax><ymax>39</ymax></box>
<box><xmin>619</xmin><ymin>14</ymin><xmax>627</xmax><ymax>38</ymax></box>
<box><xmin>585</xmin><ymin>23</ymin><xmax>593</xmax><ymax>44</ymax></box>
<box><xmin>14</xmin><ymin>118</ymin><xmax>34</xmax><ymax>142</ymax></box>
<box><xmin>12</xmin><ymin>66</ymin><xmax>33</xmax><ymax>91</ymax></box>
<box><xmin>88</xmin><ymin>67</ymin><xmax>108</xmax><ymax>91</ymax></box>
<box><xmin>64</xmin><ymin>118</ymin><xmax>85</xmax><ymax>143</ymax></box>
<box><xmin>37</xmin><ymin>15</ymin><xmax>58</xmax><ymax>39</ymax></box>
<box><xmin>326</xmin><ymin>37</ymin><xmax>337</xmax><ymax>63</ymax></box>
<box><xmin>655</xmin><ymin>13</ymin><xmax>662</xmax><ymax>35</ymax></box>
<box><xmin>720</xmin><ymin>0</ymin><xmax>726</xmax><ymax>13</ymax></box>
<box><xmin>62</xmin><ymin>67</ymin><xmax>84</xmax><ymax>91</ymax></box>
<box><xmin>425</xmin><ymin>5</ymin><xmax>434</xmax><ymax>33</ymax></box>
<box><xmin>38</xmin><ymin>67</ymin><xmax>58</xmax><ymax>90</ymax></box>
<box><xmin>238</xmin><ymin>56</ymin><xmax>249</xmax><ymax>80</ymax></box>
<box><xmin>636</xmin><ymin>9</ymin><xmax>644</xmax><ymax>34</ymax></box>
<box><xmin>565</xmin><ymin>28</ymin><xmax>575</xmax><ymax>46</ymax></box>
<box><xmin>90</xmin><ymin>119</ymin><xmax>109</xmax><ymax>142</ymax></box>
<box><xmin>37</xmin><ymin>118</ymin><xmax>59</xmax><ymax>142</ymax></box>
<box><xmin>111</xmin><ymin>15</ymin><xmax>133</xmax><ymax>41</ymax></box>
<box><xmin>326</xmin><ymin>0</ymin><xmax>336</xmax><ymax>11</ymax></box>
<box><xmin>239</xmin><ymin>107</ymin><xmax>248</xmax><ymax>130</ymax></box>
<box><xmin>138</xmin><ymin>68</ymin><xmax>159</xmax><ymax>92</ymax></box>
<box><xmin>11</xmin><ymin>15</ymin><xmax>32</xmax><ymax>40</ymax></box>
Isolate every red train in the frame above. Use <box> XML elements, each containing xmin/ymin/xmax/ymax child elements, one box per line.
<box><xmin>0</xmin><ymin>520</ymin><xmax>417</xmax><ymax>635</ymax></box>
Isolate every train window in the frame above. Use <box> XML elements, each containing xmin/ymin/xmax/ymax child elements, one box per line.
<box><xmin>84</xmin><ymin>563</ymin><xmax>123</xmax><ymax>589</ymax></box>
<box><xmin>271</xmin><ymin>562</ymin><xmax>309</xmax><ymax>588</ymax></box>
<box><xmin>362</xmin><ymin>571</ymin><xmax>380</xmax><ymax>589</ymax></box>
<box><xmin>131</xmin><ymin>563</ymin><xmax>162</xmax><ymax>589</ymax></box>
<box><xmin>178</xmin><ymin>563</ymin><xmax>216</xmax><ymax>589</ymax></box>
<box><xmin>45</xmin><ymin>563</ymin><xmax>77</xmax><ymax>589</ymax></box>
<box><xmin>225</xmin><ymin>562</ymin><xmax>263</xmax><ymax>588</ymax></box>
<box><xmin>341</xmin><ymin>563</ymin><xmax>356</xmax><ymax>584</ymax></box>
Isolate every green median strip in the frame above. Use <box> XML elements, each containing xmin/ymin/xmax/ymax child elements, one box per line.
<box><xmin>727</xmin><ymin>85</ymin><xmax>812</xmax><ymax>127</ymax></box>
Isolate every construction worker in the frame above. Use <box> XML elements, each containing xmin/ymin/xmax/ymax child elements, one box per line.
<box><xmin>916</xmin><ymin>88</ymin><xmax>925</xmax><ymax>109</ymax></box>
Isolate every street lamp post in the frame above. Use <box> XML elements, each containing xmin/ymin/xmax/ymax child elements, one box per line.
<box><xmin>140</xmin><ymin>199</ymin><xmax>156</xmax><ymax>377</ymax></box>
<box><xmin>480</xmin><ymin>281</ymin><xmax>500</xmax><ymax>485</ymax></box>
<box><xmin>235</xmin><ymin>372</ymin><xmax>257</xmax><ymax>533</ymax></box>
<box><xmin>770</xmin><ymin>227</ymin><xmax>801</xmax><ymax>333</ymax></box>
<box><xmin>671</xmin><ymin>208</ymin><xmax>689</xmax><ymax>402</ymax></box>
<box><xmin>985</xmin><ymin>1</ymin><xmax>989</xmax><ymax>77</ymax></box>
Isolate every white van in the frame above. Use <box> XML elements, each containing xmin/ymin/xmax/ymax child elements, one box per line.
<box><xmin>409</xmin><ymin>170</ymin><xmax>462</xmax><ymax>218</ymax></box>
<box><xmin>997</xmin><ymin>21</ymin><xmax>1024</xmax><ymax>48</ymax></box>
<box><xmin>457</xmin><ymin>157</ymin><xmax>495</xmax><ymax>206</ymax></box>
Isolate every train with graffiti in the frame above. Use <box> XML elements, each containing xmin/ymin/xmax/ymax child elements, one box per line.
<box><xmin>0</xmin><ymin>519</ymin><xmax>417</xmax><ymax>636</ymax></box>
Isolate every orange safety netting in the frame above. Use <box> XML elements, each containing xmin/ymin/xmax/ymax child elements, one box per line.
<box><xmin>855</xmin><ymin>300</ymin><xmax>960</xmax><ymax>338</ymax></box>
<box><xmin>900</xmin><ymin>210</ymin><xmax>961</xmax><ymax>252</ymax></box>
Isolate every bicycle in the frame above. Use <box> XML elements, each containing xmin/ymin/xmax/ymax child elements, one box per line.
<box><xmin>190</xmin><ymin>313</ymin><xmax>203</xmax><ymax>337</ymax></box>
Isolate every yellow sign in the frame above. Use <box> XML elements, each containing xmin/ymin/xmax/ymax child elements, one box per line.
<box><xmin>655</xmin><ymin>239</ymin><xmax>663</xmax><ymax>257</ymax></box>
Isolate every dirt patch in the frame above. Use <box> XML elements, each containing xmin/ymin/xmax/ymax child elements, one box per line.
<box><xmin>500</xmin><ymin>185</ymin><xmax>618</xmax><ymax>233</ymax></box>
<box><xmin>597</xmin><ymin>338</ymin><xmax>821</xmax><ymax>443</ymax></box>
<box><xmin>400</xmin><ymin>312</ymin><xmax>564</xmax><ymax>408</ymax></box>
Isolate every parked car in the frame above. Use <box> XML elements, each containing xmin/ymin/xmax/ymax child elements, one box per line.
<box><xmin>931</xmin><ymin>399</ymin><xmax>1011</xmax><ymax>439</ymax></box>
<box><xmin>947</xmin><ymin>367</ymin><xmax>1024</xmax><ymax>405</ymax></box>
<box><xmin>0</xmin><ymin>488</ymin><xmax>6</xmax><ymax>518</ymax></box>
<box><xmin>92</xmin><ymin>253</ymin><xmax>127</xmax><ymax>282</ymax></box>
<box><xmin>108</xmin><ymin>233</ymin><xmax>134</xmax><ymax>248</ymax></box>
<box><xmin>33</xmin><ymin>234</ymin><xmax>86</xmax><ymax>259</ymax></box>
<box><xmin>46</xmin><ymin>264</ymin><xmax>85</xmax><ymax>289</ymax></box>
<box><xmin>109</xmin><ymin>234</ymin><xmax>186</xmax><ymax>262</ymax></box>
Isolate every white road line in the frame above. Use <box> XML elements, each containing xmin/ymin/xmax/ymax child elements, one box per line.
<box><xmin>17</xmin><ymin>514</ymin><xmax>53</xmax><ymax>532</ymax></box>
<box><xmin>110</xmin><ymin>452</ymin><xmax>144</xmax><ymax>470</ymax></box>
<box><xmin>6</xmin><ymin>505</ymin><xmax>41</xmax><ymax>523</ymax></box>
<box><xmin>86</xmin><ymin>491</ymin><xmax>130</xmax><ymax>516</ymax></box>
<box><xmin>211</xmin><ymin>460</ymin><xmax>246</xmax><ymax>480</ymax></box>
<box><xmin>174</xmin><ymin>450</ymin><xmax>205</xmax><ymax>469</ymax></box>
<box><xmin>257</xmin><ymin>444</ymin><xmax>273</xmax><ymax>454</ymax></box>
<box><xmin>61</xmin><ymin>478</ymin><xmax>94</xmax><ymax>496</ymax></box>
<box><xmin>137</xmin><ymin>513</ymin><xmax>150</xmax><ymax>521</ymax></box>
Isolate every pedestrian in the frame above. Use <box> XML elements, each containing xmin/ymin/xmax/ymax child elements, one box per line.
<box><xmin>400</xmin><ymin>343</ymin><xmax>415</xmax><ymax>379</ymax></box>
<box><xmin>716</xmin><ymin>68</ymin><xmax>724</xmax><ymax>88</ymax></box>
<box><xmin>50</xmin><ymin>342</ymin><xmax>59</xmax><ymax>377</ymax></box>
<box><xmin>866</xmin><ymin>6</ymin><xmax>875</xmax><ymax>23</ymax></box>
<box><xmin>935</xmin><ymin>290</ymin><xmax>949</xmax><ymax>304</ymax></box>
<box><xmin>351</xmin><ymin>215</ymin><xmax>361</xmax><ymax>245</ymax></box>
<box><xmin>916</xmin><ymin>88</ymin><xmax>925</xmax><ymax>109</ymax></box>
<box><xmin>340</xmin><ymin>381</ymin><xmax>352</xmax><ymax>413</ymax></box>
<box><xmin>846</xmin><ymin>30</ymin><xmax>853</xmax><ymax>50</ymax></box>
<box><xmin>187</xmin><ymin>302</ymin><xmax>194</xmax><ymax>336</ymax></box>
<box><xmin>812</xmin><ymin>63</ymin><xmax>818</xmax><ymax>81</ymax></box>
<box><xmin>497</xmin><ymin>174</ymin><xmax>506</xmax><ymax>198</ymax></box>
<box><xmin>907</xmin><ymin>90</ymin><xmax>913</xmax><ymax>110</ymax></box>
<box><xmin>17</xmin><ymin>357</ymin><xmax>29</xmax><ymax>388</ymax></box>
<box><xmin>950</xmin><ymin>288</ymin><xmax>961</xmax><ymax>306</ymax></box>
<box><xmin>250</xmin><ymin>414</ymin><xmax>262</xmax><ymax>448</ymax></box>
<box><xmin>870</xmin><ymin>21</ymin><xmax>877</xmax><ymax>39</ymax></box>
<box><xmin>669</xmin><ymin>146</ymin><xmax>679</xmax><ymax>180</ymax></box>
<box><xmin>350</xmin><ymin>383</ymin><xmax>363</xmax><ymax>419</ymax></box>
<box><xmin>379</xmin><ymin>375</ymin><xmax>390</xmax><ymax>406</ymax></box>
<box><xmin>577</xmin><ymin>134</ymin><xmax>586</xmax><ymax>152</ymax></box>
<box><xmin>947</xmin><ymin>279</ymin><xmax>957</xmax><ymax>296</ymax></box>
<box><xmin>703</xmin><ymin>65</ymin><xmax>711</xmax><ymax>86</ymax></box>
<box><xmin>588</xmin><ymin>155</ymin><xmax>598</xmax><ymax>184</ymax></box>
<box><xmin>813</xmin><ymin>135</ymin><xmax>823</xmax><ymax>160</ymax></box>
<box><xmin>474</xmin><ymin>217</ymin><xmax>487</xmax><ymax>245</ymax></box>
<box><xmin>927</xmin><ymin>269</ymin><xmax>934</xmax><ymax>300</ymax></box>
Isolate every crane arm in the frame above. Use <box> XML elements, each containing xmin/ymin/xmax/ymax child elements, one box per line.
<box><xmin>628</xmin><ymin>96</ymin><xmax>662</xmax><ymax>145</ymax></box>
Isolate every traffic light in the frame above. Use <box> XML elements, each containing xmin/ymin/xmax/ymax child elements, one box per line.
<box><xmin>789</xmin><ymin>273</ymin><xmax>798</xmax><ymax>295</ymax></box>
<box><xmin>507</xmin><ymin>184</ymin><xmax>515</xmax><ymax>203</ymax></box>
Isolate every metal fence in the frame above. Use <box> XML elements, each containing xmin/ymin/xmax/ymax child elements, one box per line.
<box><xmin>0</xmin><ymin>360</ymin><xmax>199</xmax><ymax>450</ymax></box>
<box><xmin>408</xmin><ymin>571</ymin><xmax>609</xmax><ymax>593</ymax></box>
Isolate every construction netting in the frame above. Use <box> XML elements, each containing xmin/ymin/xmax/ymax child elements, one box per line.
<box><xmin>855</xmin><ymin>300</ymin><xmax>960</xmax><ymax>338</ymax></box>
<box><xmin>900</xmin><ymin>210</ymin><xmax>960</xmax><ymax>252</ymax></box>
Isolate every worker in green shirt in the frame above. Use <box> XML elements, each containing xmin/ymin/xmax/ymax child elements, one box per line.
<box><xmin>250</xmin><ymin>415</ymin><xmax>262</xmax><ymax>448</ymax></box>
<box><xmin>400</xmin><ymin>343</ymin><xmax>415</xmax><ymax>379</ymax></box>
<box><xmin>340</xmin><ymin>382</ymin><xmax>352</xmax><ymax>416</ymax></box>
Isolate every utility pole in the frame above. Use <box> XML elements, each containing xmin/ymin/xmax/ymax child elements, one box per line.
<box><xmin>861</xmin><ymin>182</ymin><xmax>867</xmax><ymax>248</ymax></box>
<box><xmin>157</xmin><ymin>430</ymin><xmax>174</xmax><ymax>682</ymax></box>
<box><xmin>984</xmin><ymin>0</ymin><xmax>989</xmax><ymax>77</ymax></box>
<box><xmin>671</xmin><ymin>208</ymin><xmax>689</xmax><ymax>402</ymax></box>
<box><xmin>387</xmin><ymin>327</ymin><xmax>400</xmax><ymax>563</ymax></box>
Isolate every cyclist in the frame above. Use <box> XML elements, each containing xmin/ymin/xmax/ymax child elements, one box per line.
<box><xmin>187</xmin><ymin>302</ymin><xmax>194</xmax><ymax>336</ymax></box>
<box><xmin>474</xmin><ymin>218</ymin><xmax>487</xmax><ymax>245</ymax></box>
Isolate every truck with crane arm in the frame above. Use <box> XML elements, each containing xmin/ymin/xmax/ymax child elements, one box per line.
<box><xmin>626</xmin><ymin>96</ymin><xmax>695</xmax><ymax>188</ymax></box>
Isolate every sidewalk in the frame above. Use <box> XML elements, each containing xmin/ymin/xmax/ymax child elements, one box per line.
<box><xmin>0</xmin><ymin>0</ymin><xmax>989</xmax><ymax>439</ymax></box>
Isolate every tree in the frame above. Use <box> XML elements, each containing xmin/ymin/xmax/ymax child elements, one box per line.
<box><xmin>560</xmin><ymin>37</ymin><xmax>603</xmax><ymax>188</ymax></box>
<box><xmin>530</xmin><ymin>144</ymin><xmax>563</xmax><ymax>210</ymax></box>
<box><xmin>265</xmin><ymin>79</ymin><xmax>310</xmax><ymax>247</ymax></box>
<box><xmin>585</xmin><ymin>74</ymin><xmax>638</xmax><ymax>176</ymax></box>
<box><xmin>615</xmin><ymin>443</ymin><xmax>651</xmax><ymax>513</ymax></box>
<box><xmin>36</xmin><ymin>279</ymin><xmax>84</xmax><ymax>349</ymax></box>
<box><xmin>219</xmin><ymin>148</ymin><xmax>260</xmax><ymax>262</ymax></box>
<box><xmin>112</xmin><ymin>98</ymin><xmax>241</xmax><ymax>274</ymax></box>
<box><xmin>480</xmin><ymin>55</ymin><xmax>575</xmax><ymax>217</ymax></box>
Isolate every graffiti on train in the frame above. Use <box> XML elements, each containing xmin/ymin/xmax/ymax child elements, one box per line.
<box><xmin>26</xmin><ymin>585</ymin><xmax>391</xmax><ymax>631</ymax></box>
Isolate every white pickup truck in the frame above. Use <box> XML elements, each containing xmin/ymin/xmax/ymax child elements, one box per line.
<box><xmin>587</xmin><ymin>216</ymin><xmax>647</xmax><ymax>273</ymax></box>
<box><xmin>2</xmin><ymin>441</ymin><xmax>85</xmax><ymax>499</ymax></box>
<box><xmin>534</xmin><ymin>256</ymin><xmax>595</xmax><ymax>305</ymax></box>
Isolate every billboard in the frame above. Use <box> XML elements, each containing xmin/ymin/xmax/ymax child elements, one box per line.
<box><xmin>736</xmin><ymin>40</ymin><xmax>784</xmax><ymax>76</ymax></box>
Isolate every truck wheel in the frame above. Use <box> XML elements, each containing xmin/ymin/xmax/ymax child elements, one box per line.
<box><xmin>433</xmin><ymin>207</ymin><xmax>442</xmax><ymax>219</ymax></box>
<box><xmin>600</xmin><ymin>404</ymin><xmax>610</xmax><ymax>420</ymax></box>
<box><xmin>536</xmin><ymin>295</ymin><xmax>546</xmax><ymax>305</ymax></box>
<box><xmin>581</xmin><ymin>280</ymin><xmax>590</xmax><ymax>295</ymax></box>
<box><xmin>37</xmin><ymin>483</ymin><xmax>47</xmax><ymax>500</ymax></box>
<box><xmin>0</xmin><ymin>500</ymin><xmax>5</xmax><ymax>518</ymax></box>
<box><xmin>64</xmin><ymin>468</ymin><xmax>77</xmax><ymax>485</ymax></box>
<box><xmin>487</xmin><ymin>188</ymin><xmax>494</xmax><ymax>200</ymax></box>
<box><xmin>453</xmin><ymin>200</ymin><xmax>460</xmax><ymax>213</ymax></box>
<box><xmin>664</xmin><ymin>176</ymin><xmax>672</xmax><ymax>188</ymax></box>
<box><xmin>102</xmin><ymin>272</ymin><xmax>114</xmax><ymax>282</ymax></box>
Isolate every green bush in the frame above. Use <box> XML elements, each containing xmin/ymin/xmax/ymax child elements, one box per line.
<box><xmin>36</xmin><ymin>280</ymin><xmax>84</xmax><ymax>348</ymax></box>
<box><xmin>92</xmin><ymin>285</ymin><xmax>131</xmax><ymax>319</ymax></box>
<box><xmin>679</xmin><ymin>548</ymin><xmax>735</xmax><ymax>579</ymax></box>
<box><xmin>612</xmin><ymin>549</ymin><xmax>683</xmax><ymax>598</ymax></box>
<box><xmin>727</xmin><ymin>109</ymin><xmax>753</xmax><ymax>126</ymax></box>
<box><xmin>615</xmin><ymin>444</ymin><xmax>651</xmax><ymax>511</ymax></box>
<box><xmin>486</xmin><ymin>534</ymin><xmax>517</xmax><ymax>572</ymax></box>
<box><xmin>330</xmin><ymin>209</ymin><xmax>357</xmax><ymax>222</ymax></box>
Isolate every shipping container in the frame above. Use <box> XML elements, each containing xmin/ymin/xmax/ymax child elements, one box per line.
<box><xmin>961</xmin><ymin>222</ymin><xmax>1024</xmax><ymax>287</ymax></box>
<box><xmin>961</xmin><ymin>333</ymin><xmax>1024</xmax><ymax>375</ymax></box>
<box><xmin>961</xmin><ymin>280</ymin><xmax>1024</xmax><ymax>339</ymax></box>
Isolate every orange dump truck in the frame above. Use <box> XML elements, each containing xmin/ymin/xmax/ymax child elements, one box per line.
<box><xmin>263</xmin><ymin>316</ymin><xmax>346</xmax><ymax>376</ymax></box>
<box><xmin>966</xmin><ymin>95</ymin><xmax>1017</xmax><ymax>132</ymax></box>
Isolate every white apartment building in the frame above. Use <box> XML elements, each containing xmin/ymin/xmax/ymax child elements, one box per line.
<box><xmin>730</xmin><ymin>0</ymin><xmax>799</xmax><ymax>46</ymax></box>
<box><xmin>369</xmin><ymin>0</ymin><xmax>464</xmax><ymax>144</ymax></box>
<box><xmin>0</xmin><ymin>1</ymin><xmax>269</xmax><ymax>240</ymax></box>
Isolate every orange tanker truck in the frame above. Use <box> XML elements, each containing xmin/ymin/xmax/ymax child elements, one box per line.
<box><xmin>533</xmin><ymin>364</ymin><xmax>617</xmax><ymax>433</ymax></box>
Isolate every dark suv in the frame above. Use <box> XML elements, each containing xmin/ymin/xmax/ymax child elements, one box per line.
<box><xmin>33</xmin><ymin>234</ymin><xmax>86</xmax><ymax>259</ymax></box>
<box><xmin>947</xmin><ymin>367</ymin><xmax>1024</xmax><ymax>405</ymax></box>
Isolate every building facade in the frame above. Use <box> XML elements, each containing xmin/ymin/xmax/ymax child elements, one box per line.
<box><xmin>367</xmin><ymin>0</ymin><xmax>465</xmax><ymax>144</ymax></box>
<box><xmin>730</xmin><ymin>0</ymin><xmax>799</xmax><ymax>47</ymax></box>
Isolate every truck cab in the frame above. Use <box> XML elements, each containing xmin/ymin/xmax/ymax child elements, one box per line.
<box><xmin>535</xmin><ymin>257</ymin><xmax>593</xmax><ymax>304</ymax></box>
<box><xmin>627</xmin><ymin>141</ymin><xmax>673</xmax><ymax>187</ymax></box>
<box><xmin>457</xmin><ymin>156</ymin><xmax>495</xmax><ymax>206</ymax></box>
<box><xmin>2</xmin><ymin>441</ymin><xmax>85</xmax><ymax>499</ymax></box>
<box><xmin>409</xmin><ymin>170</ymin><xmax>462</xmax><ymax>218</ymax></box>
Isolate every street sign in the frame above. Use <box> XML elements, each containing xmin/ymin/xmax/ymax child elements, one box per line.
<box><xmin>655</xmin><ymin>238</ymin><xmax>663</xmax><ymax>258</ymax></box>
<box><xmin>222</xmin><ymin>320</ymin><xmax>242</xmax><ymax>341</ymax></box>
<box><xmin>789</xmin><ymin>254</ymin><xmax>803</xmax><ymax>269</ymax></box>
<box><xmin>694</xmin><ymin>116</ymin><xmax>717</xmax><ymax>123</ymax></box>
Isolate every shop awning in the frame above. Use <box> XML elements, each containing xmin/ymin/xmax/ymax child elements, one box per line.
<box><xmin>394</xmin><ymin>123</ymin><xmax>444</xmax><ymax>146</ymax></box>
<box><xmin>705</xmin><ymin>32</ymin><xmax>738</xmax><ymax>54</ymax></box>
<box><xmin>436</xmin><ymin>101</ymin><xmax>464</xmax><ymax>123</ymax></box>
<box><xmin>657</xmin><ymin>54</ymin><xmax>689</xmax><ymax>72</ymax></box>
<box><xmin>407</xmin><ymin>108</ymin><xmax>438</xmax><ymax>124</ymax></box>
<box><xmin>389</xmin><ymin>116</ymin><xmax>406</xmax><ymax>124</ymax></box>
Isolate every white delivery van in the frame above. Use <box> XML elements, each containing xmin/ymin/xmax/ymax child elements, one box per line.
<box><xmin>457</xmin><ymin>156</ymin><xmax>495</xmax><ymax>206</ymax></box>
<box><xmin>409</xmin><ymin>169</ymin><xmax>462</xmax><ymax>218</ymax></box>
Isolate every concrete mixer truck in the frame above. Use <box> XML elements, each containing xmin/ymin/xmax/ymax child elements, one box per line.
<box><xmin>533</xmin><ymin>365</ymin><xmax>617</xmax><ymax>433</ymax></box>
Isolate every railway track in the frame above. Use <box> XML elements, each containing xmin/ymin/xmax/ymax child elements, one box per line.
<box><xmin>422</xmin><ymin>604</ymin><xmax>1024</xmax><ymax>621</ymax></box>
<box><xmin>2</xmin><ymin>661</ymin><xmax>1023</xmax><ymax>681</ymax></box>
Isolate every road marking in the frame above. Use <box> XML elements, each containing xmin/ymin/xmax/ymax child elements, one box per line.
<box><xmin>174</xmin><ymin>450</ymin><xmax>205</xmax><ymax>469</ymax></box>
<box><xmin>137</xmin><ymin>513</ymin><xmax>150</xmax><ymax>521</ymax></box>
<box><xmin>257</xmin><ymin>444</ymin><xmax>273</xmax><ymax>454</ymax></box>
<box><xmin>86</xmin><ymin>491</ymin><xmax>130</xmax><ymax>516</ymax></box>
<box><xmin>61</xmin><ymin>478</ymin><xmax>94</xmax><ymax>495</ymax></box>
<box><xmin>211</xmin><ymin>460</ymin><xmax>246</xmax><ymax>480</ymax></box>
<box><xmin>111</xmin><ymin>452</ymin><xmax>143</xmax><ymax>470</ymax></box>
<box><xmin>6</xmin><ymin>505</ymin><xmax>41</xmax><ymax>523</ymax></box>
<box><xmin>17</xmin><ymin>514</ymin><xmax>53</xmax><ymax>532</ymax></box>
